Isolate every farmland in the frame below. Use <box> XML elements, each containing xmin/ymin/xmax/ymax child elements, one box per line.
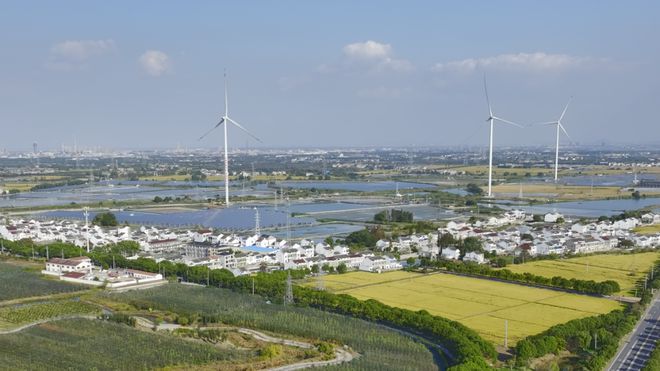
<box><xmin>634</xmin><ymin>224</ymin><xmax>660</xmax><ymax>235</ymax></box>
<box><xmin>0</xmin><ymin>300</ymin><xmax>99</xmax><ymax>330</ymax></box>
<box><xmin>491</xmin><ymin>183</ymin><xmax>624</xmax><ymax>200</ymax></box>
<box><xmin>307</xmin><ymin>271</ymin><xmax>621</xmax><ymax>345</ymax></box>
<box><xmin>0</xmin><ymin>318</ymin><xmax>254</xmax><ymax>370</ymax></box>
<box><xmin>503</xmin><ymin>252</ymin><xmax>660</xmax><ymax>295</ymax></box>
<box><xmin>111</xmin><ymin>283</ymin><xmax>440</xmax><ymax>371</ymax></box>
<box><xmin>0</xmin><ymin>260</ymin><xmax>85</xmax><ymax>301</ymax></box>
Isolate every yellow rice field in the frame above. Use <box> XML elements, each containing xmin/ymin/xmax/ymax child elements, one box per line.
<box><xmin>305</xmin><ymin>271</ymin><xmax>621</xmax><ymax>345</ymax></box>
<box><xmin>633</xmin><ymin>224</ymin><xmax>660</xmax><ymax>235</ymax></box>
<box><xmin>503</xmin><ymin>252</ymin><xmax>659</xmax><ymax>294</ymax></box>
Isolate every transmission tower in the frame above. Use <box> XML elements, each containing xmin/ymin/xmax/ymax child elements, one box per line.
<box><xmin>284</xmin><ymin>271</ymin><xmax>294</xmax><ymax>305</ymax></box>
<box><xmin>316</xmin><ymin>270</ymin><xmax>325</xmax><ymax>291</ymax></box>
<box><xmin>254</xmin><ymin>207</ymin><xmax>261</xmax><ymax>236</ymax></box>
<box><xmin>286</xmin><ymin>197</ymin><xmax>291</xmax><ymax>241</ymax></box>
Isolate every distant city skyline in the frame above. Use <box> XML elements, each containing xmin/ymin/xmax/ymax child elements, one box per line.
<box><xmin>1</xmin><ymin>1</ymin><xmax>659</xmax><ymax>150</ymax></box>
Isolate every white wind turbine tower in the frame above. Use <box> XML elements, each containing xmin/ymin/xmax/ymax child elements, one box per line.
<box><xmin>199</xmin><ymin>71</ymin><xmax>262</xmax><ymax>206</ymax></box>
<box><xmin>535</xmin><ymin>97</ymin><xmax>572</xmax><ymax>182</ymax></box>
<box><xmin>483</xmin><ymin>76</ymin><xmax>522</xmax><ymax>197</ymax></box>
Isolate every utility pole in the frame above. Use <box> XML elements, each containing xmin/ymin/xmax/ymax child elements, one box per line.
<box><xmin>206</xmin><ymin>269</ymin><xmax>210</xmax><ymax>287</ymax></box>
<box><xmin>83</xmin><ymin>207</ymin><xmax>90</xmax><ymax>253</ymax></box>
<box><xmin>504</xmin><ymin>319</ymin><xmax>508</xmax><ymax>349</ymax></box>
<box><xmin>46</xmin><ymin>245</ymin><xmax>49</xmax><ymax>260</ymax></box>
<box><xmin>284</xmin><ymin>271</ymin><xmax>294</xmax><ymax>305</ymax></box>
<box><xmin>594</xmin><ymin>332</ymin><xmax>598</xmax><ymax>350</ymax></box>
<box><xmin>252</xmin><ymin>277</ymin><xmax>255</xmax><ymax>295</ymax></box>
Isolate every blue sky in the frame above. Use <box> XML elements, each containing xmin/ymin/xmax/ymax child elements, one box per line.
<box><xmin>1</xmin><ymin>1</ymin><xmax>659</xmax><ymax>150</ymax></box>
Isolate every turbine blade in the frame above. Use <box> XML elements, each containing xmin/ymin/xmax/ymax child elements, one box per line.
<box><xmin>493</xmin><ymin>116</ymin><xmax>524</xmax><ymax>128</ymax></box>
<box><xmin>531</xmin><ymin>121</ymin><xmax>559</xmax><ymax>127</ymax></box>
<box><xmin>198</xmin><ymin>118</ymin><xmax>225</xmax><ymax>141</ymax></box>
<box><xmin>559</xmin><ymin>96</ymin><xmax>572</xmax><ymax>122</ymax></box>
<box><xmin>483</xmin><ymin>74</ymin><xmax>493</xmax><ymax>116</ymax></box>
<box><xmin>226</xmin><ymin>117</ymin><xmax>263</xmax><ymax>143</ymax></box>
<box><xmin>559</xmin><ymin>123</ymin><xmax>571</xmax><ymax>140</ymax></box>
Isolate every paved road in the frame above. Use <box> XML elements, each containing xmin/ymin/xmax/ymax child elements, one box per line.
<box><xmin>608</xmin><ymin>298</ymin><xmax>660</xmax><ymax>371</ymax></box>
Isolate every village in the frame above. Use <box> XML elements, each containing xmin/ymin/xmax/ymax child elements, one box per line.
<box><xmin>1</xmin><ymin>208</ymin><xmax>660</xmax><ymax>287</ymax></box>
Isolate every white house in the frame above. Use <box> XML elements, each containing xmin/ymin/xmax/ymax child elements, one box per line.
<box><xmin>44</xmin><ymin>256</ymin><xmax>93</xmax><ymax>275</ymax></box>
<box><xmin>544</xmin><ymin>213</ymin><xmax>564</xmax><ymax>223</ymax></box>
<box><xmin>463</xmin><ymin>252</ymin><xmax>486</xmax><ymax>264</ymax></box>
<box><xmin>440</xmin><ymin>248</ymin><xmax>460</xmax><ymax>260</ymax></box>
<box><xmin>359</xmin><ymin>256</ymin><xmax>402</xmax><ymax>273</ymax></box>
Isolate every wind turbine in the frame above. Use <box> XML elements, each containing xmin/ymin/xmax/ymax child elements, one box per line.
<box><xmin>534</xmin><ymin>97</ymin><xmax>572</xmax><ymax>182</ymax></box>
<box><xmin>198</xmin><ymin>71</ymin><xmax>262</xmax><ymax>206</ymax></box>
<box><xmin>483</xmin><ymin>76</ymin><xmax>522</xmax><ymax>197</ymax></box>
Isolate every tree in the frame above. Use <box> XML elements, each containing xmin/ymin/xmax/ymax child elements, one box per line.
<box><xmin>336</xmin><ymin>263</ymin><xmax>348</xmax><ymax>274</ymax></box>
<box><xmin>632</xmin><ymin>190</ymin><xmax>641</xmax><ymax>200</ymax></box>
<box><xmin>438</xmin><ymin>232</ymin><xmax>455</xmax><ymax>258</ymax></box>
<box><xmin>555</xmin><ymin>217</ymin><xmax>565</xmax><ymax>224</ymax></box>
<box><xmin>461</xmin><ymin>237</ymin><xmax>483</xmax><ymax>254</ymax></box>
<box><xmin>465</xmin><ymin>183</ymin><xmax>484</xmax><ymax>196</ymax></box>
<box><xmin>310</xmin><ymin>264</ymin><xmax>319</xmax><ymax>274</ymax></box>
<box><xmin>190</xmin><ymin>170</ymin><xmax>207</xmax><ymax>181</ymax></box>
<box><xmin>406</xmin><ymin>257</ymin><xmax>416</xmax><ymax>266</ymax></box>
<box><xmin>532</xmin><ymin>214</ymin><xmax>544</xmax><ymax>222</ymax></box>
<box><xmin>521</xmin><ymin>233</ymin><xmax>533</xmax><ymax>241</ymax></box>
<box><xmin>93</xmin><ymin>212</ymin><xmax>118</xmax><ymax>227</ymax></box>
<box><xmin>618</xmin><ymin>239</ymin><xmax>634</xmax><ymax>248</ymax></box>
<box><xmin>345</xmin><ymin>228</ymin><xmax>378</xmax><ymax>248</ymax></box>
<box><xmin>324</xmin><ymin>236</ymin><xmax>334</xmax><ymax>247</ymax></box>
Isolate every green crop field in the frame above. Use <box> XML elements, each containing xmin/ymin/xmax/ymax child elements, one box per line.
<box><xmin>112</xmin><ymin>283</ymin><xmax>439</xmax><ymax>371</ymax></box>
<box><xmin>0</xmin><ymin>318</ymin><xmax>253</xmax><ymax>370</ymax></box>
<box><xmin>503</xmin><ymin>252</ymin><xmax>659</xmax><ymax>295</ymax></box>
<box><xmin>0</xmin><ymin>300</ymin><xmax>99</xmax><ymax>330</ymax></box>
<box><xmin>0</xmin><ymin>261</ymin><xmax>85</xmax><ymax>301</ymax></box>
<box><xmin>307</xmin><ymin>271</ymin><xmax>621</xmax><ymax>345</ymax></box>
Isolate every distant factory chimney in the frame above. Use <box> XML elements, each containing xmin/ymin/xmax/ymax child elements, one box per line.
<box><xmin>32</xmin><ymin>142</ymin><xmax>38</xmax><ymax>154</ymax></box>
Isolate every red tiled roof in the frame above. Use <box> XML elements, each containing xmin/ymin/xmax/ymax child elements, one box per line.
<box><xmin>62</xmin><ymin>272</ymin><xmax>86</xmax><ymax>279</ymax></box>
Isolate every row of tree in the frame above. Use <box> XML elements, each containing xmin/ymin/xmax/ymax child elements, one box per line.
<box><xmin>418</xmin><ymin>258</ymin><xmax>621</xmax><ymax>296</ymax></box>
<box><xmin>374</xmin><ymin>209</ymin><xmax>414</xmax><ymax>223</ymax></box>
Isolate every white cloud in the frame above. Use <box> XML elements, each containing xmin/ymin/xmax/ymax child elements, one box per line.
<box><xmin>433</xmin><ymin>52</ymin><xmax>591</xmax><ymax>73</ymax></box>
<box><xmin>343</xmin><ymin>40</ymin><xmax>392</xmax><ymax>60</ymax></box>
<box><xmin>341</xmin><ymin>40</ymin><xmax>413</xmax><ymax>73</ymax></box>
<box><xmin>51</xmin><ymin>39</ymin><xmax>115</xmax><ymax>60</ymax></box>
<box><xmin>139</xmin><ymin>50</ymin><xmax>171</xmax><ymax>76</ymax></box>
